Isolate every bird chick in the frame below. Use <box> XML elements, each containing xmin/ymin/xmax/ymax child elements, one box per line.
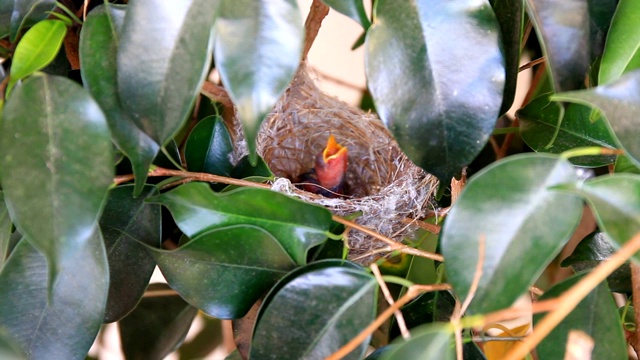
<box><xmin>298</xmin><ymin>135</ymin><xmax>348</xmax><ymax>198</ymax></box>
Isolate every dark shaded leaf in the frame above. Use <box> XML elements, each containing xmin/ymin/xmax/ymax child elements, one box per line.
<box><xmin>365</xmin><ymin>0</ymin><xmax>505</xmax><ymax>181</ymax></box>
<box><xmin>151</xmin><ymin>225</ymin><xmax>296</xmax><ymax>319</ymax></box>
<box><xmin>381</xmin><ymin>323</ymin><xmax>455</xmax><ymax>360</ymax></box>
<box><xmin>322</xmin><ymin>0</ymin><xmax>370</xmax><ymax>29</ymax></box>
<box><xmin>441</xmin><ymin>154</ymin><xmax>582</xmax><ymax>314</ymax></box>
<box><xmin>0</xmin><ymin>192</ymin><xmax>11</xmax><ymax>270</ymax></box>
<box><xmin>525</xmin><ymin>0</ymin><xmax>589</xmax><ymax>91</ymax></box>
<box><xmin>0</xmin><ymin>229</ymin><xmax>109</xmax><ymax>359</ymax></box>
<box><xmin>588</xmin><ymin>0</ymin><xmax>618</xmax><ymax>64</ymax></box>
<box><xmin>389</xmin><ymin>291</ymin><xmax>456</xmax><ymax>342</ymax></box>
<box><xmin>0</xmin><ymin>74</ymin><xmax>113</xmax><ymax>284</ymax></box>
<box><xmin>230</xmin><ymin>155</ymin><xmax>274</xmax><ymax>180</ymax></box>
<box><xmin>0</xmin><ymin>0</ymin><xmax>13</xmax><ymax>39</ymax></box>
<box><xmin>9</xmin><ymin>0</ymin><xmax>55</xmax><ymax>41</ymax></box>
<box><xmin>185</xmin><ymin>115</ymin><xmax>233</xmax><ymax>176</ymax></box>
<box><xmin>100</xmin><ymin>185</ymin><xmax>161</xmax><ymax>322</ymax></box>
<box><xmin>534</xmin><ymin>273</ymin><xmax>627</xmax><ymax>359</ymax></box>
<box><xmin>80</xmin><ymin>4</ymin><xmax>159</xmax><ymax>195</ymax></box>
<box><xmin>251</xmin><ymin>261</ymin><xmax>377</xmax><ymax>360</ymax></box>
<box><xmin>150</xmin><ymin>182</ymin><xmax>332</xmax><ymax>265</ymax></box>
<box><xmin>517</xmin><ymin>93</ymin><xmax>617</xmax><ymax>167</ymax></box>
<box><xmin>215</xmin><ymin>0</ymin><xmax>303</xmax><ymax>162</ymax></box>
<box><xmin>119</xmin><ymin>283</ymin><xmax>198</xmax><ymax>360</ymax></box>
<box><xmin>117</xmin><ymin>0</ymin><xmax>218</xmax><ymax>146</ymax></box>
<box><xmin>599</xmin><ymin>0</ymin><xmax>640</xmax><ymax>84</ymax></box>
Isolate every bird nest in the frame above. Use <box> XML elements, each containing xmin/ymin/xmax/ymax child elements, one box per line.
<box><xmin>233</xmin><ymin>66</ymin><xmax>438</xmax><ymax>262</ymax></box>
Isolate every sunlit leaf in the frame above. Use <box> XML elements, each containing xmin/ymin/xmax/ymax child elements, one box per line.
<box><xmin>441</xmin><ymin>154</ymin><xmax>582</xmax><ymax>314</ymax></box>
<box><xmin>150</xmin><ymin>225</ymin><xmax>296</xmax><ymax>319</ymax></box>
<box><xmin>185</xmin><ymin>115</ymin><xmax>234</xmax><ymax>176</ymax></box>
<box><xmin>215</xmin><ymin>0</ymin><xmax>303</xmax><ymax>163</ymax></box>
<box><xmin>251</xmin><ymin>261</ymin><xmax>377</xmax><ymax>360</ymax></box>
<box><xmin>0</xmin><ymin>75</ymin><xmax>113</xmax><ymax>284</ymax></box>
<box><xmin>322</xmin><ymin>0</ymin><xmax>370</xmax><ymax>29</ymax></box>
<box><xmin>381</xmin><ymin>323</ymin><xmax>455</xmax><ymax>360</ymax></box>
<box><xmin>365</xmin><ymin>0</ymin><xmax>505</xmax><ymax>181</ymax></box>
<box><xmin>9</xmin><ymin>0</ymin><xmax>55</xmax><ymax>41</ymax></box>
<box><xmin>599</xmin><ymin>0</ymin><xmax>640</xmax><ymax>85</ymax></box>
<box><xmin>150</xmin><ymin>182</ymin><xmax>332</xmax><ymax>265</ymax></box>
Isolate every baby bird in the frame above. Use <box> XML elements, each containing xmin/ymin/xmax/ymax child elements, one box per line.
<box><xmin>298</xmin><ymin>135</ymin><xmax>348</xmax><ymax>198</ymax></box>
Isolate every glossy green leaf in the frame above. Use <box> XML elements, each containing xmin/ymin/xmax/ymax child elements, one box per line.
<box><xmin>588</xmin><ymin>0</ymin><xmax>617</xmax><ymax>63</ymax></box>
<box><xmin>615</xmin><ymin>154</ymin><xmax>640</xmax><ymax>175</ymax></box>
<box><xmin>441</xmin><ymin>154</ymin><xmax>583</xmax><ymax>314</ymax></box>
<box><xmin>389</xmin><ymin>291</ymin><xmax>456</xmax><ymax>342</ymax></box>
<box><xmin>517</xmin><ymin>93</ymin><xmax>617</xmax><ymax>167</ymax></box>
<box><xmin>230</xmin><ymin>155</ymin><xmax>274</xmax><ymax>180</ymax></box>
<box><xmin>185</xmin><ymin>115</ymin><xmax>233</xmax><ymax>176</ymax></box>
<box><xmin>491</xmin><ymin>0</ymin><xmax>524</xmax><ymax>116</ymax></box>
<box><xmin>251</xmin><ymin>261</ymin><xmax>377</xmax><ymax>360</ymax></box>
<box><xmin>215</xmin><ymin>0</ymin><xmax>303</xmax><ymax>163</ymax></box>
<box><xmin>525</xmin><ymin>0</ymin><xmax>589</xmax><ymax>91</ymax></box>
<box><xmin>365</xmin><ymin>0</ymin><xmax>505</xmax><ymax>182</ymax></box>
<box><xmin>80</xmin><ymin>4</ymin><xmax>159</xmax><ymax>195</ymax></box>
<box><xmin>561</xmin><ymin>231</ymin><xmax>631</xmax><ymax>293</ymax></box>
<box><xmin>599</xmin><ymin>0</ymin><xmax>640</xmax><ymax>85</ymax></box>
<box><xmin>554</xmin><ymin>70</ymin><xmax>640</xmax><ymax>166</ymax></box>
<box><xmin>0</xmin><ymin>230</ymin><xmax>109</xmax><ymax>359</ymax></box>
<box><xmin>151</xmin><ymin>225</ymin><xmax>296</xmax><ymax>319</ymax></box>
<box><xmin>381</xmin><ymin>323</ymin><xmax>455</xmax><ymax>360</ymax></box>
<box><xmin>9</xmin><ymin>0</ymin><xmax>55</xmax><ymax>41</ymax></box>
<box><xmin>534</xmin><ymin>273</ymin><xmax>627</xmax><ymax>360</ymax></box>
<box><xmin>150</xmin><ymin>182</ymin><xmax>332</xmax><ymax>265</ymax></box>
<box><xmin>117</xmin><ymin>0</ymin><xmax>218</xmax><ymax>146</ymax></box>
<box><xmin>0</xmin><ymin>75</ymin><xmax>113</xmax><ymax>283</ymax></box>
<box><xmin>119</xmin><ymin>283</ymin><xmax>198</xmax><ymax>360</ymax></box>
<box><xmin>100</xmin><ymin>185</ymin><xmax>161</xmax><ymax>323</ymax></box>
<box><xmin>7</xmin><ymin>19</ymin><xmax>67</xmax><ymax>95</ymax></box>
<box><xmin>0</xmin><ymin>192</ymin><xmax>11</xmax><ymax>270</ymax></box>
<box><xmin>322</xmin><ymin>0</ymin><xmax>370</xmax><ymax>29</ymax></box>
<box><xmin>563</xmin><ymin>174</ymin><xmax>640</xmax><ymax>262</ymax></box>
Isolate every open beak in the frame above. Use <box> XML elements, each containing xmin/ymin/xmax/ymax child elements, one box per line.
<box><xmin>322</xmin><ymin>135</ymin><xmax>348</xmax><ymax>164</ymax></box>
<box><xmin>315</xmin><ymin>135</ymin><xmax>348</xmax><ymax>191</ymax></box>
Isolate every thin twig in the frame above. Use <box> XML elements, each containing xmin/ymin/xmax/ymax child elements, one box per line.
<box><xmin>302</xmin><ymin>0</ymin><xmax>330</xmax><ymax>59</ymax></box>
<box><xmin>371</xmin><ymin>263</ymin><xmax>410</xmax><ymax>339</ymax></box>
<box><xmin>143</xmin><ymin>288</ymin><xmax>179</xmax><ymax>298</ymax></box>
<box><xmin>519</xmin><ymin>57</ymin><xmax>545</xmax><ymax>72</ymax></box>
<box><xmin>630</xmin><ymin>263</ymin><xmax>640</xmax><ymax>359</ymax></box>
<box><xmin>201</xmin><ymin>81</ymin><xmax>234</xmax><ymax>108</ymax></box>
<box><xmin>401</xmin><ymin>217</ymin><xmax>441</xmax><ymax>234</ymax></box>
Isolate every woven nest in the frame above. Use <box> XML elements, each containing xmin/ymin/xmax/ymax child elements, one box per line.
<box><xmin>233</xmin><ymin>65</ymin><xmax>439</xmax><ymax>262</ymax></box>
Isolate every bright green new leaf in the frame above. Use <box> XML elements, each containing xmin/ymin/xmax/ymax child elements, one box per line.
<box><xmin>599</xmin><ymin>0</ymin><xmax>640</xmax><ymax>85</ymax></box>
<box><xmin>117</xmin><ymin>0</ymin><xmax>218</xmax><ymax>146</ymax></box>
<box><xmin>185</xmin><ymin>115</ymin><xmax>234</xmax><ymax>176</ymax></box>
<box><xmin>0</xmin><ymin>192</ymin><xmax>11</xmax><ymax>271</ymax></box>
<box><xmin>215</xmin><ymin>0</ymin><xmax>303</xmax><ymax>163</ymax></box>
<box><xmin>0</xmin><ymin>75</ymin><xmax>114</xmax><ymax>284</ymax></box>
<box><xmin>0</xmin><ymin>230</ymin><xmax>109</xmax><ymax>359</ymax></box>
<box><xmin>322</xmin><ymin>0</ymin><xmax>370</xmax><ymax>29</ymax></box>
<box><xmin>365</xmin><ymin>0</ymin><xmax>505</xmax><ymax>182</ymax></box>
<box><xmin>441</xmin><ymin>154</ymin><xmax>583</xmax><ymax>314</ymax></box>
<box><xmin>525</xmin><ymin>0</ymin><xmax>589</xmax><ymax>91</ymax></box>
<box><xmin>100</xmin><ymin>185</ymin><xmax>161</xmax><ymax>323</ymax></box>
<box><xmin>150</xmin><ymin>182</ymin><xmax>332</xmax><ymax>265</ymax></box>
<box><xmin>553</xmin><ymin>70</ymin><xmax>640</xmax><ymax>166</ymax></box>
<box><xmin>80</xmin><ymin>4</ymin><xmax>159</xmax><ymax>195</ymax></box>
<box><xmin>9</xmin><ymin>0</ymin><xmax>56</xmax><ymax>41</ymax></box>
<box><xmin>119</xmin><ymin>284</ymin><xmax>198</xmax><ymax>359</ymax></box>
<box><xmin>534</xmin><ymin>273</ymin><xmax>627</xmax><ymax>359</ymax></box>
<box><xmin>7</xmin><ymin>19</ymin><xmax>67</xmax><ymax>95</ymax></box>
<box><xmin>517</xmin><ymin>93</ymin><xmax>617</xmax><ymax>167</ymax></box>
<box><xmin>251</xmin><ymin>261</ymin><xmax>377</xmax><ymax>360</ymax></box>
<box><xmin>381</xmin><ymin>323</ymin><xmax>455</xmax><ymax>360</ymax></box>
<box><xmin>151</xmin><ymin>225</ymin><xmax>296</xmax><ymax>319</ymax></box>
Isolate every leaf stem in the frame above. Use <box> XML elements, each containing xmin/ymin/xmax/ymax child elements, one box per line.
<box><xmin>380</xmin><ymin>275</ymin><xmax>415</xmax><ymax>289</ymax></box>
<box><xmin>560</xmin><ymin>146</ymin><xmax>623</xmax><ymax>160</ymax></box>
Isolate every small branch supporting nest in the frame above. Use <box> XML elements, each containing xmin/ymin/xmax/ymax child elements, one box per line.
<box><xmin>302</xmin><ymin>0</ymin><xmax>330</xmax><ymax>60</ymax></box>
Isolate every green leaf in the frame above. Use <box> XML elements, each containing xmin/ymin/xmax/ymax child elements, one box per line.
<box><xmin>0</xmin><ymin>0</ymin><xmax>12</xmax><ymax>39</ymax></box>
<box><xmin>365</xmin><ymin>0</ymin><xmax>505</xmax><ymax>182</ymax></box>
<box><xmin>215</xmin><ymin>0</ymin><xmax>303</xmax><ymax>163</ymax></box>
<box><xmin>0</xmin><ymin>75</ymin><xmax>113</xmax><ymax>284</ymax></box>
<box><xmin>9</xmin><ymin>0</ymin><xmax>56</xmax><ymax>41</ymax></box>
<box><xmin>119</xmin><ymin>283</ymin><xmax>198</xmax><ymax>360</ymax></box>
<box><xmin>553</xmin><ymin>71</ymin><xmax>640</xmax><ymax>167</ymax></box>
<box><xmin>534</xmin><ymin>273</ymin><xmax>627</xmax><ymax>360</ymax></box>
<box><xmin>599</xmin><ymin>0</ymin><xmax>640</xmax><ymax>85</ymax></box>
<box><xmin>389</xmin><ymin>291</ymin><xmax>456</xmax><ymax>342</ymax></box>
<box><xmin>7</xmin><ymin>19</ymin><xmax>67</xmax><ymax>95</ymax></box>
<box><xmin>150</xmin><ymin>182</ymin><xmax>332</xmax><ymax>265</ymax></box>
<box><xmin>100</xmin><ymin>185</ymin><xmax>161</xmax><ymax>322</ymax></box>
<box><xmin>381</xmin><ymin>323</ymin><xmax>455</xmax><ymax>360</ymax></box>
<box><xmin>117</xmin><ymin>0</ymin><xmax>218</xmax><ymax>146</ymax></box>
<box><xmin>562</xmin><ymin>174</ymin><xmax>640</xmax><ymax>262</ymax></box>
<box><xmin>441</xmin><ymin>154</ymin><xmax>583</xmax><ymax>314</ymax></box>
<box><xmin>525</xmin><ymin>0</ymin><xmax>589</xmax><ymax>91</ymax></box>
<box><xmin>322</xmin><ymin>0</ymin><xmax>370</xmax><ymax>29</ymax></box>
<box><xmin>561</xmin><ymin>231</ymin><xmax>630</xmax><ymax>293</ymax></box>
<box><xmin>251</xmin><ymin>261</ymin><xmax>377</xmax><ymax>360</ymax></box>
<box><xmin>80</xmin><ymin>4</ymin><xmax>159</xmax><ymax>195</ymax></box>
<box><xmin>517</xmin><ymin>93</ymin><xmax>617</xmax><ymax>167</ymax></box>
<box><xmin>0</xmin><ymin>327</ymin><xmax>25</xmax><ymax>360</ymax></box>
<box><xmin>491</xmin><ymin>0</ymin><xmax>524</xmax><ymax>116</ymax></box>
<box><xmin>0</xmin><ymin>230</ymin><xmax>109</xmax><ymax>359</ymax></box>
<box><xmin>615</xmin><ymin>154</ymin><xmax>640</xmax><ymax>175</ymax></box>
<box><xmin>185</xmin><ymin>115</ymin><xmax>233</xmax><ymax>176</ymax></box>
<box><xmin>230</xmin><ymin>155</ymin><xmax>274</xmax><ymax>180</ymax></box>
<box><xmin>150</xmin><ymin>225</ymin><xmax>296</xmax><ymax>319</ymax></box>
<box><xmin>0</xmin><ymin>192</ymin><xmax>11</xmax><ymax>270</ymax></box>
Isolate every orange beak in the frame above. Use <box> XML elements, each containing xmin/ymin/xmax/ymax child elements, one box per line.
<box><xmin>315</xmin><ymin>135</ymin><xmax>348</xmax><ymax>191</ymax></box>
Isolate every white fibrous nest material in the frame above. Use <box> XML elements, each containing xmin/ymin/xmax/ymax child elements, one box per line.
<box><xmin>233</xmin><ymin>65</ymin><xmax>439</xmax><ymax>262</ymax></box>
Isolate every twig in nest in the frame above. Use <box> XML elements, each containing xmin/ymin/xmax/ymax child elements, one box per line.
<box><xmin>302</xmin><ymin>0</ymin><xmax>330</xmax><ymax>59</ymax></box>
<box><xmin>371</xmin><ymin>263</ymin><xmax>410</xmax><ymax>339</ymax></box>
<box><xmin>401</xmin><ymin>217</ymin><xmax>441</xmax><ymax>234</ymax></box>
